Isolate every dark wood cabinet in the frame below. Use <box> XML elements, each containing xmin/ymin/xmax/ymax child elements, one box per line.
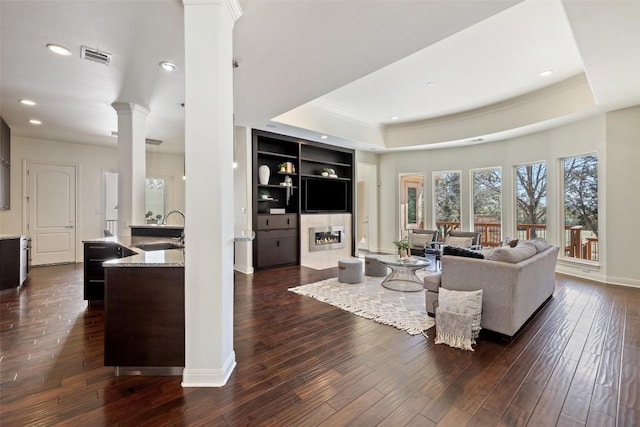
<box><xmin>252</xmin><ymin>129</ymin><xmax>354</xmax><ymax>270</ymax></box>
<box><xmin>0</xmin><ymin>163</ymin><xmax>9</xmax><ymax>211</ymax></box>
<box><xmin>255</xmin><ymin>214</ymin><xmax>298</xmax><ymax>268</ymax></box>
<box><xmin>0</xmin><ymin>117</ymin><xmax>9</xmax><ymax>165</ymax></box>
<box><xmin>104</xmin><ymin>266</ymin><xmax>184</xmax><ymax>368</ymax></box>
<box><xmin>0</xmin><ymin>117</ymin><xmax>11</xmax><ymax>211</ymax></box>
<box><xmin>83</xmin><ymin>242</ymin><xmax>135</xmax><ymax>301</ymax></box>
<box><xmin>0</xmin><ymin>238</ymin><xmax>20</xmax><ymax>290</ymax></box>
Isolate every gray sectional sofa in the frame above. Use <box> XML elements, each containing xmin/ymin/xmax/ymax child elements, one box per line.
<box><xmin>438</xmin><ymin>240</ymin><xmax>559</xmax><ymax>338</ymax></box>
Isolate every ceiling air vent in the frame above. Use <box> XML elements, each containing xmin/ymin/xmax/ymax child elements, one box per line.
<box><xmin>145</xmin><ymin>138</ymin><xmax>163</xmax><ymax>146</ymax></box>
<box><xmin>81</xmin><ymin>45</ymin><xmax>111</xmax><ymax>66</ymax></box>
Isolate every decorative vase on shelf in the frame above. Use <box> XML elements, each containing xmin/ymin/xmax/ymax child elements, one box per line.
<box><xmin>258</xmin><ymin>165</ymin><xmax>270</xmax><ymax>185</ymax></box>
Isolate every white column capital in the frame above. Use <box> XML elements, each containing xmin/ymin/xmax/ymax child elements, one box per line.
<box><xmin>111</xmin><ymin>102</ymin><xmax>150</xmax><ymax>116</ymax></box>
<box><xmin>182</xmin><ymin>0</ymin><xmax>242</xmax><ymax>22</ymax></box>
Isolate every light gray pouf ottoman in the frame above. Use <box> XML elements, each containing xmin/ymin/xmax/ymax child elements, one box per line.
<box><xmin>364</xmin><ymin>254</ymin><xmax>388</xmax><ymax>277</ymax></box>
<box><xmin>338</xmin><ymin>258</ymin><xmax>363</xmax><ymax>284</ymax></box>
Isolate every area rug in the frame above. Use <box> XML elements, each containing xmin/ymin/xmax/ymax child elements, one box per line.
<box><xmin>288</xmin><ymin>274</ymin><xmax>434</xmax><ymax>335</ymax></box>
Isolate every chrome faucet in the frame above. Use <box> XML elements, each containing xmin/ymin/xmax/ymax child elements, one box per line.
<box><xmin>163</xmin><ymin>209</ymin><xmax>185</xmax><ymax>225</ymax></box>
<box><xmin>163</xmin><ymin>210</ymin><xmax>185</xmax><ymax>245</ymax></box>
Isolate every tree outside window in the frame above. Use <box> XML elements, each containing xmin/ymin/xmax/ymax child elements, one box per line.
<box><xmin>433</xmin><ymin>171</ymin><xmax>460</xmax><ymax>238</ymax></box>
<box><xmin>515</xmin><ymin>162</ymin><xmax>547</xmax><ymax>240</ymax></box>
<box><xmin>563</xmin><ymin>154</ymin><xmax>598</xmax><ymax>260</ymax></box>
<box><xmin>473</xmin><ymin>167</ymin><xmax>502</xmax><ymax>245</ymax></box>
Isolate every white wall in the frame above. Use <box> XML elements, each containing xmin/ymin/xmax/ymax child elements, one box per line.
<box><xmin>0</xmin><ymin>135</ymin><xmax>185</xmax><ymax>262</ymax></box>
<box><xmin>377</xmin><ymin>111</ymin><xmax>639</xmax><ymax>287</ymax></box>
<box><xmin>604</xmin><ymin>106</ymin><xmax>640</xmax><ymax>287</ymax></box>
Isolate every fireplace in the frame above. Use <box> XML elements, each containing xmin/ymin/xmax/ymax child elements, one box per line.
<box><xmin>309</xmin><ymin>226</ymin><xmax>345</xmax><ymax>252</ymax></box>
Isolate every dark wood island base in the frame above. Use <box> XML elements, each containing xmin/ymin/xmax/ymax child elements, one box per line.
<box><xmin>104</xmin><ymin>266</ymin><xmax>184</xmax><ymax>371</ymax></box>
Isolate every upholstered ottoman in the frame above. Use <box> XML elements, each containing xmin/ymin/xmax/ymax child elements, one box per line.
<box><xmin>423</xmin><ymin>272</ymin><xmax>442</xmax><ymax>317</ymax></box>
<box><xmin>338</xmin><ymin>258</ymin><xmax>363</xmax><ymax>284</ymax></box>
<box><xmin>364</xmin><ymin>254</ymin><xmax>388</xmax><ymax>277</ymax></box>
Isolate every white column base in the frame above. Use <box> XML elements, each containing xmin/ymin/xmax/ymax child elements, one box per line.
<box><xmin>181</xmin><ymin>351</ymin><xmax>237</xmax><ymax>387</ymax></box>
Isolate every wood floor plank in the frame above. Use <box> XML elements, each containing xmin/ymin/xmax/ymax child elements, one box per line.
<box><xmin>1</xmin><ymin>263</ymin><xmax>639</xmax><ymax>426</ymax></box>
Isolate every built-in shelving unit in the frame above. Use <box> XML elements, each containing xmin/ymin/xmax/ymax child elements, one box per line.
<box><xmin>252</xmin><ymin>129</ymin><xmax>355</xmax><ymax>270</ymax></box>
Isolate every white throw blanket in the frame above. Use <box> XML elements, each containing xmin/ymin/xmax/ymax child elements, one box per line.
<box><xmin>435</xmin><ymin>307</ymin><xmax>477</xmax><ymax>351</ymax></box>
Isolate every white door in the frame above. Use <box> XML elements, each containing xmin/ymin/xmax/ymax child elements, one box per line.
<box><xmin>357</xmin><ymin>179</ymin><xmax>369</xmax><ymax>251</ymax></box>
<box><xmin>26</xmin><ymin>162</ymin><xmax>77</xmax><ymax>265</ymax></box>
<box><xmin>357</xmin><ymin>162</ymin><xmax>378</xmax><ymax>253</ymax></box>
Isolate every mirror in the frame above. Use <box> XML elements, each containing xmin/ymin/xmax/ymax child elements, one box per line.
<box><xmin>145</xmin><ymin>177</ymin><xmax>166</xmax><ymax>224</ymax></box>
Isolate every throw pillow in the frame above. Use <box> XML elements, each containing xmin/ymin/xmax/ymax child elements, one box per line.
<box><xmin>435</xmin><ymin>288</ymin><xmax>483</xmax><ymax>351</ymax></box>
<box><xmin>409</xmin><ymin>232</ymin><xmax>433</xmax><ymax>248</ymax></box>
<box><xmin>443</xmin><ymin>245</ymin><xmax>484</xmax><ymax>259</ymax></box>
<box><xmin>486</xmin><ymin>241</ymin><xmax>536</xmax><ymax>263</ymax></box>
<box><xmin>445</xmin><ymin>236</ymin><xmax>473</xmax><ymax>248</ymax></box>
<box><xmin>527</xmin><ymin>238</ymin><xmax>551</xmax><ymax>253</ymax></box>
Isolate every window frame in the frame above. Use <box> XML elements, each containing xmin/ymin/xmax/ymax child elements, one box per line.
<box><xmin>558</xmin><ymin>152</ymin><xmax>600</xmax><ymax>267</ymax></box>
<box><xmin>513</xmin><ymin>161</ymin><xmax>547</xmax><ymax>242</ymax></box>
<box><xmin>432</xmin><ymin>170</ymin><xmax>461</xmax><ymax>238</ymax></box>
<box><xmin>470</xmin><ymin>166</ymin><xmax>503</xmax><ymax>246</ymax></box>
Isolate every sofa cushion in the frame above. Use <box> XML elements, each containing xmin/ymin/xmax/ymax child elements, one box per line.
<box><xmin>445</xmin><ymin>236</ymin><xmax>473</xmax><ymax>248</ymax></box>
<box><xmin>486</xmin><ymin>240</ymin><xmax>537</xmax><ymax>263</ymax></box>
<box><xmin>443</xmin><ymin>245</ymin><xmax>484</xmax><ymax>259</ymax></box>
<box><xmin>527</xmin><ymin>238</ymin><xmax>552</xmax><ymax>253</ymax></box>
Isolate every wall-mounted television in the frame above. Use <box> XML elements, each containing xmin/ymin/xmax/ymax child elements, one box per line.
<box><xmin>303</xmin><ymin>178</ymin><xmax>348</xmax><ymax>213</ymax></box>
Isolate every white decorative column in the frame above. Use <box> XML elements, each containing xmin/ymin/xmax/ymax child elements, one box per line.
<box><xmin>182</xmin><ymin>0</ymin><xmax>242</xmax><ymax>387</ymax></box>
<box><xmin>111</xmin><ymin>102</ymin><xmax>149</xmax><ymax>236</ymax></box>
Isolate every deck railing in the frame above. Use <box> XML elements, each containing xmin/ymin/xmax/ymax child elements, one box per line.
<box><xmin>433</xmin><ymin>221</ymin><xmax>599</xmax><ymax>261</ymax></box>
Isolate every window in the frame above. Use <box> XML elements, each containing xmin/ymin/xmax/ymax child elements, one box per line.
<box><xmin>515</xmin><ymin>162</ymin><xmax>547</xmax><ymax>241</ymax></box>
<box><xmin>433</xmin><ymin>171</ymin><xmax>460</xmax><ymax>238</ymax></box>
<box><xmin>562</xmin><ymin>154</ymin><xmax>598</xmax><ymax>261</ymax></box>
<box><xmin>472</xmin><ymin>167</ymin><xmax>502</xmax><ymax>246</ymax></box>
<box><xmin>399</xmin><ymin>174</ymin><xmax>424</xmax><ymax>236</ymax></box>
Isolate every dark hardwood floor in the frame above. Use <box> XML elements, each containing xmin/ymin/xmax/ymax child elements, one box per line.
<box><xmin>1</xmin><ymin>262</ymin><xmax>638</xmax><ymax>426</ymax></box>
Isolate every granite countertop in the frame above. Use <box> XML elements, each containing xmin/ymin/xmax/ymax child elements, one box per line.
<box><xmin>83</xmin><ymin>236</ymin><xmax>184</xmax><ymax>268</ymax></box>
<box><xmin>0</xmin><ymin>234</ymin><xmax>26</xmax><ymax>240</ymax></box>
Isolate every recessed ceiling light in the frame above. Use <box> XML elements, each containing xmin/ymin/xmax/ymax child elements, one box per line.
<box><xmin>540</xmin><ymin>69</ymin><xmax>554</xmax><ymax>77</ymax></box>
<box><xmin>320</xmin><ymin>135</ymin><xmax>328</xmax><ymax>139</ymax></box>
<box><xmin>29</xmin><ymin>119</ymin><xmax>42</xmax><ymax>125</ymax></box>
<box><xmin>19</xmin><ymin>99</ymin><xmax>37</xmax><ymax>106</ymax></box>
<box><xmin>159</xmin><ymin>61</ymin><xmax>177</xmax><ymax>71</ymax></box>
<box><xmin>46</xmin><ymin>43</ymin><xmax>72</xmax><ymax>56</ymax></box>
<box><xmin>391</xmin><ymin>116</ymin><xmax>399</xmax><ymax>120</ymax></box>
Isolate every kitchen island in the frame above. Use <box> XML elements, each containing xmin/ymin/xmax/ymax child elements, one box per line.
<box><xmin>0</xmin><ymin>234</ymin><xmax>29</xmax><ymax>291</ymax></box>
<box><xmin>84</xmin><ymin>229</ymin><xmax>185</xmax><ymax>375</ymax></box>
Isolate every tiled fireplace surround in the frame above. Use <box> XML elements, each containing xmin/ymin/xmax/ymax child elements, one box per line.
<box><xmin>300</xmin><ymin>214</ymin><xmax>352</xmax><ymax>270</ymax></box>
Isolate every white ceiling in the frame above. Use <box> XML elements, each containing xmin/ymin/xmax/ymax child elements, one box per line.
<box><xmin>1</xmin><ymin>0</ymin><xmax>639</xmax><ymax>154</ymax></box>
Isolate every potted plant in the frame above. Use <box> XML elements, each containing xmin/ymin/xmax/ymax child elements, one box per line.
<box><xmin>278</xmin><ymin>163</ymin><xmax>287</xmax><ymax>173</ymax></box>
<box><xmin>393</xmin><ymin>239</ymin><xmax>410</xmax><ymax>258</ymax></box>
<box><xmin>320</xmin><ymin>167</ymin><xmax>332</xmax><ymax>177</ymax></box>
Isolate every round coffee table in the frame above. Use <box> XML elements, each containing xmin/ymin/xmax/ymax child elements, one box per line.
<box><xmin>376</xmin><ymin>255</ymin><xmax>430</xmax><ymax>292</ymax></box>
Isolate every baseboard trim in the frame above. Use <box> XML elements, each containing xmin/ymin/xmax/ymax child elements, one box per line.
<box><xmin>181</xmin><ymin>351</ymin><xmax>236</xmax><ymax>388</ymax></box>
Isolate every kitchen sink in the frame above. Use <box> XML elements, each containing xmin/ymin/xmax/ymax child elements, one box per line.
<box><xmin>134</xmin><ymin>242</ymin><xmax>183</xmax><ymax>251</ymax></box>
